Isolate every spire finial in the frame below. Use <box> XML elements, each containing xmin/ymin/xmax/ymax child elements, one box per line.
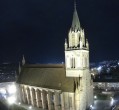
<box><xmin>74</xmin><ymin>0</ymin><xmax>76</xmax><ymax>10</ymax></box>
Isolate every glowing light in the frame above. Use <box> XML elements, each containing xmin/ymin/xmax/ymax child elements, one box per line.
<box><xmin>91</xmin><ymin>68</ymin><xmax>94</xmax><ymax>71</ymax></box>
<box><xmin>94</xmin><ymin>95</ymin><xmax>97</xmax><ymax>99</ymax></box>
<box><xmin>110</xmin><ymin>98</ymin><xmax>114</xmax><ymax>105</ymax></box>
<box><xmin>90</xmin><ymin>105</ymin><xmax>93</xmax><ymax>109</ymax></box>
<box><xmin>7</xmin><ymin>96</ymin><xmax>16</xmax><ymax>105</ymax></box>
<box><xmin>18</xmin><ymin>102</ymin><xmax>21</xmax><ymax>105</ymax></box>
<box><xmin>0</xmin><ymin>88</ymin><xmax>6</xmax><ymax>94</ymax></box>
<box><xmin>8</xmin><ymin>84</ymin><xmax>16</xmax><ymax>94</ymax></box>
<box><xmin>97</xmin><ymin>66</ymin><xmax>102</xmax><ymax>71</ymax></box>
<box><xmin>29</xmin><ymin>106</ymin><xmax>32</xmax><ymax>109</ymax></box>
<box><xmin>118</xmin><ymin>62</ymin><xmax>119</xmax><ymax>65</ymax></box>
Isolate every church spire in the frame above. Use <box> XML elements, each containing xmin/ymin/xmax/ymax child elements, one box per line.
<box><xmin>22</xmin><ymin>55</ymin><xmax>25</xmax><ymax>66</ymax></box>
<box><xmin>18</xmin><ymin>62</ymin><xmax>21</xmax><ymax>74</ymax></box>
<box><xmin>71</xmin><ymin>0</ymin><xmax>81</xmax><ymax>31</ymax></box>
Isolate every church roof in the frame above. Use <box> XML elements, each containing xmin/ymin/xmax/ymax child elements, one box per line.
<box><xmin>71</xmin><ymin>3</ymin><xmax>81</xmax><ymax>31</ymax></box>
<box><xmin>18</xmin><ymin>64</ymin><xmax>75</xmax><ymax>92</ymax></box>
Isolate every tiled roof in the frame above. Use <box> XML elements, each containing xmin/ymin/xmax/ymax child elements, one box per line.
<box><xmin>18</xmin><ymin>64</ymin><xmax>75</xmax><ymax>92</ymax></box>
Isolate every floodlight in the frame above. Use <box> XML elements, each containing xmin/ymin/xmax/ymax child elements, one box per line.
<box><xmin>7</xmin><ymin>96</ymin><xmax>16</xmax><ymax>105</ymax></box>
<box><xmin>8</xmin><ymin>84</ymin><xmax>16</xmax><ymax>94</ymax></box>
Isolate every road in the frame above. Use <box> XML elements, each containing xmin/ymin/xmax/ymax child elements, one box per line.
<box><xmin>92</xmin><ymin>100</ymin><xmax>111</xmax><ymax>110</ymax></box>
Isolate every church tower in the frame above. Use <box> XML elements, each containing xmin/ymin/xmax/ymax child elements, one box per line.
<box><xmin>64</xmin><ymin>3</ymin><xmax>89</xmax><ymax>77</ymax></box>
<box><xmin>64</xmin><ymin>2</ymin><xmax>93</xmax><ymax>110</ymax></box>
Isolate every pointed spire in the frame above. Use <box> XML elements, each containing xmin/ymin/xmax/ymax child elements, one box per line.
<box><xmin>22</xmin><ymin>55</ymin><xmax>25</xmax><ymax>66</ymax></box>
<box><xmin>18</xmin><ymin>62</ymin><xmax>21</xmax><ymax>74</ymax></box>
<box><xmin>64</xmin><ymin>38</ymin><xmax>68</xmax><ymax>50</ymax></box>
<box><xmin>71</xmin><ymin>0</ymin><xmax>81</xmax><ymax>31</ymax></box>
<box><xmin>86</xmin><ymin>39</ymin><xmax>89</xmax><ymax>49</ymax></box>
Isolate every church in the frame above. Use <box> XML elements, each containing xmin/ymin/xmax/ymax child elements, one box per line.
<box><xmin>17</xmin><ymin>2</ymin><xmax>94</xmax><ymax>110</ymax></box>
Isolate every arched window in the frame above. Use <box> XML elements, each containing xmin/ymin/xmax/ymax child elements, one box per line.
<box><xmin>72</xmin><ymin>57</ymin><xmax>73</xmax><ymax>68</ymax></box>
<box><xmin>70</xmin><ymin>57</ymin><xmax>76</xmax><ymax>68</ymax></box>
<box><xmin>73</xmin><ymin>58</ymin><xmax>75</xmax><ymax>68</ymax></box>
<box><xmin>70</xmin><ymin>58</ymin><xmax>73</xmax><ymax>68</ymax></box>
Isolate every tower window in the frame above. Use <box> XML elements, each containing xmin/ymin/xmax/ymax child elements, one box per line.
<box><xmin>71</xmin><ymin>57</ymin><xmax>75</xmax><ymax>68</ymax></box>
<box><xmin>74</xmin><ymin>58</ymin><xmax>75</xmax><ymax>68</ymax></box>
<box><xmin>70</xmin><ymin>58</ymin><xmax>73</xmax><ymax>68</ymax></box>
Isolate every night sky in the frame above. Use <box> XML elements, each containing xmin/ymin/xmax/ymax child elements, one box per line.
<box><xmin>0</xmin><ymin>0</ymin><xmax>119</xmax><ymax>64</ymax></box>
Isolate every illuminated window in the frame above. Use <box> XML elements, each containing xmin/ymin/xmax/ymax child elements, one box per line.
<box><xmin>70</xmin><ymin>58</ymin><xmax>73</xmax><ymax>68</ymax></box>
<box><xmin>73</xmin><ymin>58</ymin><xmax>75</xmax><ymax>68</ymax></box>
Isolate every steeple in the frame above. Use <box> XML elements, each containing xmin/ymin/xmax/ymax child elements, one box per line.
<box><xmin>18</xmin><ymin>62</ymin><xmax>21</xmax><ymax>74</ymax></box>
<box><xmin>71</xmin><ymin>0</ymin><xmax>81</xmax><ymax>31</ymax></box>
<box><xmin>22</xmin><ymin>55</ymin><xmax>25</xmax><ymax>66</ymax></box>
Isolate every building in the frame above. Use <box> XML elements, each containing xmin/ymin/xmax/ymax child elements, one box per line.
<box><xmin>17</xmin><ymin>3</ymin><xmax>93</xmax><ymax>110</ymax></box>
<box><xmin>93</xmin><ymin>79</ymin><xmax>119</xmax><ymax>90</ymax></box>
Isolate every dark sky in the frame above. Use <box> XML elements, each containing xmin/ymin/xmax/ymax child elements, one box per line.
<box><xmin>0</xmin><ymin>0</ymin><xmax>119</xmax><ymax>64</ymax></box>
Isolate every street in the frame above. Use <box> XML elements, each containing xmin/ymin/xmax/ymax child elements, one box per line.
<box><xmin>92</xmin><ymin>100</ymin><xmax>112</xmax><ymax>110</ymax></box>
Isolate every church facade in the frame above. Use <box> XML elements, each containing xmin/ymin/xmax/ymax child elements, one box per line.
<box><xmin>17</xmin><ymin>3</ymin><xmax>93</xmax><ymax>110</ymax></box>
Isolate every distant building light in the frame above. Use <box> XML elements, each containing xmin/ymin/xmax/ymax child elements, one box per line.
<box><xmin>110</xmin><ymin>98</ymin><xmax>114</xmax><ymax>105</ymax></box>
<box><xmin>97</xmin><ymin>66</ymin><xmax>102</xmax><ymax>71</ymax></box>
<box><xmin>91</xmin><ymin>68</ymin><xmax>94</xmax><ymax>71</ymax></box>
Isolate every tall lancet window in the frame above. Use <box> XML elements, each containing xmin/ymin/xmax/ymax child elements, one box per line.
<box><xmin>70</xmin><ymin>57</ymin><xmax>76</xmax><ymax>68</ymax></box>
<box><xmin>72</xmin><ymin>57</ymin><xmax>74</xmax><ymax>68</ymax></box>
<box><xmin>73</xmin><ymin>58</ymin><xmax>75</xmax><ymax>68</ymax></box>
<box><xmin>70</xmin><ymin>58</ymin><xmax>73</xmax><ymax>68</ymax></box>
